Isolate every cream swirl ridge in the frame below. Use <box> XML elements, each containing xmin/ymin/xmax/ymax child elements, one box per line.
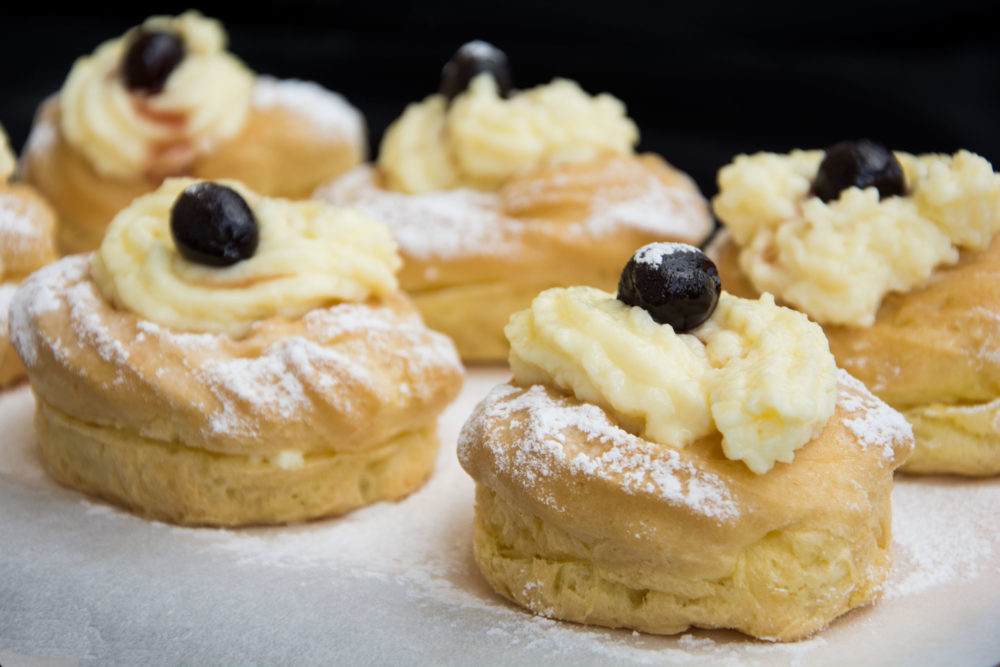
<box><xmin>92</xmin><ymin>178</ymin><xmax>401</xmax><ymax>336</ymax></box>
<box><xmin>60</xmin><ymin>11</ymin><xmax>253</xmax><ymax>180</ymax></box>
<box><xmin>379</xmin><ymin>74</ymin><xmax>639</xmax><ymax>194</ymax></box>
<box><xmin>506</xmin><ymin>286</ymin><xmax>837</xmax><ymax>474</ymax></box>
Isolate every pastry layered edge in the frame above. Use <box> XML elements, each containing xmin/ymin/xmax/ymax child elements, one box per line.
<box><xmin>458</xmin><ymin>376</ymin><xmax>912</xmax><ymax>641</ymax></box>
<box><xmin>36</xmin><ymin>396</ymin><xmax>439</xmax><ymax>526</ymax></box>
<box><xmin>11</xmin><ymin>255</ymin><xmax>464</xmax><ymax>524</ymax></box>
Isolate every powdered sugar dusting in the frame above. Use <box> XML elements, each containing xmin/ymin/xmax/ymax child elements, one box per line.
<box><xmin>317</xmin><ymin>166</ymin><xmax>516</xmax><ymax>260</ymax></box>
<box><xmin>316</xmin><ymin>163</ymin><xmax>710</xmax><ymax>262</ymax></box>
<box><xmin>0</xmin><ymin>193</ymin><xmax>44</xmax><ymax>252</ymax></box>
<box><xmin>580</xmin><ymin>176</ymin><xmax>711</xmax><ymax>239</ymax></box>
<box><xmin>460</xmin><ymin>384</ymin><xmax>740</xmax><ymax>520</ymax></box>
<box><xmin>837</xmin><ymin>369</ymin><xmax>913</xmax><ymax>462</ymax></box>
<box><xmin>8</xmin><ymin>257</ymin><xmax>85</xmax><ymax>368</ymax></box>
<box><xmin>0</xmin><ymin>364</ymin><xmax>998</xmax><ymax>662</ymax></box>
<box><xmin>632</xmin><ymin>241</ymin><xmax>700</xmax><ymax>266</ymax></box>
<box><xmin>888</xmin><ymin>479</ymin><xmax>999</xmax><ymax>599</ymax></box>
<box><xmin>253</xmin><ymin>77</ymin><xmax>364</xmax><ymax>149</ymax></box>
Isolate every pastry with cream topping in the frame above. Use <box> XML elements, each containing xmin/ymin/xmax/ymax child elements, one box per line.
<box><xmin>458</xmin><ymin>243</ymin><xmax>913</xmax><ymax>641</ymax></box>
<box><xmin>9</xmin><ymin>178</ymin><xmax>463</xmax><ymax>526</ymax></box>
<box><xmin>20</xmin><ymin>11</ymin><xmax>366</xmax><ymax>254</ymax></box>
<box><xmin>710</xmin><ymin>140</ymin><xmax>1000</xmax><ymax>476</ymax></box>
<box><xmin>315</xmin><ymin>40</ymin><xmax>712</xmax><ymax>362</ymax></box>
<box><xmin>0</xmin><ymin>124</ymin><xmax>58</xmax><ymax>387</ymax></box>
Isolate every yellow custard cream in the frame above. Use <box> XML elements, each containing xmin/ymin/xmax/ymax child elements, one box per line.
<box><xmin>379</xmin><ymin>74</ymin><xmax>639</xmax><ymax>194</ymax></box>
<box><xmin>92</xmin><ymin>178</ymin><xmax>401</xmax><ymax>336</ymax></box>
<box><xmin>506</xmin><ymin>286</ymin><xmax>837</xmax><ymax>474</ymax></box>
<box><xmin>60</xmin><ymin>11</ymin><xmax>253</xmax><ymax>180</ymax></box>
<box><xmin>713</xmin><ymin>149</ymin><xmax>1000</xmax><ymax>326</ymax></box>
<box><xmin>0</xmin><ymin>126</ymin><xmax>14</xmax><ymax>182</ymax></box>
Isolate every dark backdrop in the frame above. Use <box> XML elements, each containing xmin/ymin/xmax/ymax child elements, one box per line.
<box><xmin>1</xmin><ymin>1</ymin><xmax>998</xmax><ymax>197</ymax></box>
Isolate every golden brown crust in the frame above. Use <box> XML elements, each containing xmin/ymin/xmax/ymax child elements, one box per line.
<box><xmin>36</xmin><ymin>397</ymin><xmax>440</xmax><ymax>526</ymax></box>
<box><xmin>0</xmin><ymin>181</ymin><xmax>58</xmax><ymax>388</ymax></box>
<box><xmin>22</xmin><ymin>89</ymin><xmax>365</xmax><ymax>255</ymax></box>
<box><xmin>9</xmin><ymin>255</ymin><xmax>463</xmax><ymax>524</ymax></box>
<box><xmin>319</xmin><ymin>155</ymin><xmax>713</xmax><ymax>362</ymax></box>
<box><xmin>709</xmin><ymin>230</ymin><xmax>1000</xmax><ymax>475</ymax></box>
<box><xmin>12</xmin><ymin>256</ymin><xmax>462</xmax><ymax>456</ymax></box>
<box><xmin>458</xmin><ymin>377</ymin><xmax>912</xmax><ymax>640</ymax></box>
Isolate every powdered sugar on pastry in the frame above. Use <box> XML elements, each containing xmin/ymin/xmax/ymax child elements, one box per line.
<box><xmin>460</xmin><ymin>383</ymin><xmax>741</xmax><ymax>520</ymax></box>
<box><xmin>10</xmin><ymin>254</ymin><xmax>463</xmax><ymax>453</ymax></box>
<box><xmin>836</xmin><ymin>369</ymin><xmax>913</xmax><ymax>462</ymax></box>
<box><xmin>318</xmin><ymin>163</ymin><xmax>710</xmax><ymax>261</ymax></box>
<box><xmin>253</xmin><ymin>77</ymin><xmax>364</xmax><ymax>149</ymax></box>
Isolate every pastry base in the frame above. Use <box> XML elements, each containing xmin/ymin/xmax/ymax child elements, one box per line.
<box><xmin>35</xmin><ymin>397</ymin><xmax>439</xmax><ymax>527</ymax></box>
<box><xmin>902</xmin><ymin>399</ymin><xmax>1000</xmax><ymax>476</ymax></box>
<box><xmin>412</xmin><ymin>281</ymin><xmax>571</xmax><ymax>363</ymax></box>
<box><xmin>471</xmin><ymin>486</ymin><xmax>886</xmax><ymax>642</ymax></box>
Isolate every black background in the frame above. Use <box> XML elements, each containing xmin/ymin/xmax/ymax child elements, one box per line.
<box><xmin>1</xmin><ymin>1</ymin><xmax>998</xmax><ymax>197</ymax></box>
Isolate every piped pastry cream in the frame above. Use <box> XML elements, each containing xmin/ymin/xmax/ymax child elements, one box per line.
<box><xmin>506</xmin><ymin>284</ymin><xmax>837</xmax><ymax>474</ymax></box>
<box><xmin>9</xmin><ymin>179</ymin><xmax>463</xmax><ymax>526</ymax></box>
<box><xmin>316</xmin><ymin>41</ymin><xmax>711</xmax><ymax>362</ymax></box>
<box><xmin>22</xmin><ymin>11</ymin><xmax>366</xmax><ymax>254</ymax></box>
<box><xmin>0</xmin><ymin>124</ymin><xmax>58</xmax><ymax>387</ymax></box>
<box><xmin>713</xmin><ymin>146</ymin><xmax>1000</xmax><ymax>327</ymax></box>
<box><xmin>60</xmin><ymin>12</ymin><xmax>253</xmax><ymax>180</ymax></box>
<box><xmin>710</xmin><ymin>140</ymin><xmax>1000</xmax><ymax>475</ymax></box>
<box><xmin>380</xmin><ymin>74</ymin><xmax>638</xmax><ymax>194</ymax></box>
<box><xmin>459</xmin><ymin>243</ymin><xmax>913</xmax><ymax>640</ymax></box>
<box><xmin>93</xmin><ymin>178</ymin><xmax>400</xmax><ymax>336</ymax></box>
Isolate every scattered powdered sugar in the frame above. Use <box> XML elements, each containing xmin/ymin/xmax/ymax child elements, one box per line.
<box><xmin>199</xmin><ymin>336</ymin><xmax>369</xmax><ymax>437</ymax></box>
<box><xmin>887</xmin><ymin>478</ymin><xmax>999</xmax><ymax>599</ymax></box>
<box><xmin>317</xmin><ymin>167</ymin><xmax>517</xmax><ymax>260</ymax></box>
<box><xmin>0</xmin><ymin>193</ymin><xmax>44</xmax><ymax>254</ymax></box>
<box><xmin>460</xmin><ymin>384</ymin><xmax>740</xmax><ymax>520</ymax></box>
<box><xmin>0</xmin><ymin>364</ymin><xmax>998</xmax><ymax>662</ymax></box>
<box><xmin>8</xmin><ymin>257</ymin><xmax>85</xmax><ymax>368</ymax></box>
<box><xmin>252</xmin><ymin>77</ymin><xmax>364</xmax><ymax>149</ymax></box>
<box><xmin>578</xmin><ymin>175</ymin><xmax>711</xmax><ymax>240</ymax></box>
<box><xmin>632</xmin><ymin>241</ymin><xmax>699</xmax><ymax>266</ymax></box>
<box><xmin>837</xmin><ymin>369</ymin><xmax>913</xmax><ymax>462</ymax></box>
<box><xmin>317</xmin><ymin>161</ymin><xmax>711</xmax><ymax>263</ymax></box>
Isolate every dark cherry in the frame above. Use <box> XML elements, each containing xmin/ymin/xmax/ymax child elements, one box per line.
<box><xmin>617</xmin><ymin>243</ymin><xmax>721</xmax><ymax>332</ymax></box>
<box><xmin>439</xmin><ymin>40</ymin><xmax>513</xmax><ymax>102</ymax></box>
<box><xmin>122</xmin><ymin>29</ymin><xmax>186</xmax><ymax>93</ymax></box>
<box><xmin>811</xmin><ymin>139</ymin><xmax>905</xmax><ymax>203</ymax></box>
<box><xmin>170</xmin><ymin>183</ymin><xmax>259</xmax><ymax>267</ymax></box>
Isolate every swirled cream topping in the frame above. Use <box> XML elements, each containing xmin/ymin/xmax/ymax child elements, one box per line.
<box><xmin>506</xmin><ymin>286</ymin><xmax>837</xmax><ymax>474</ymax></box>
<box><xmin>713</xmin><ymin>149</ymin><xmax>1000</xmax><ymax>326</ymax></box>
<box><xmin>92</xmin><ymin>178</ymin><xmax>401</xmax><ymax>336</ymax></box>
<box><xmin>378</xmin><ymin>74</ymin><xmax>639</xmax><ymax>194</ymax></box>
<box><xmin>60</xmin><ymin>11</ymin><xmax>253</xmax><ymax>180</ymax></box>
<box><xmin>0</xmin><ymin>125</ymin><xmax>14</xmax><ymax>182</ymax></box>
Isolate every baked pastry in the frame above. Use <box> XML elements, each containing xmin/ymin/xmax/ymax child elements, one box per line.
<box><xmin>710</xmin><ymin>140</ymin><xmax>1000</xmax><ymax>476</ymax></box>
<box><xmin>21</xmin><ymin>11</ymin><xmax>365</xmax><ymax>254</ymax></box>
<box><xmin>315</xmin><ymin>41</ymin><xmax>712</xmax><ymax>362</ymax></box>
<box><xmin>0</xmin><ymin>124</ymin><xmax>58</xmax><ymax>387</ymax></box>
<box><xmin>9</xmin><ymin>178</ymin><xmax>462</xmax><ymax>526</ymax></box>
<box><xmin>459</xmin><ymin>243</ymin><xmax>913</xmax><ymax>641</ymax></box>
